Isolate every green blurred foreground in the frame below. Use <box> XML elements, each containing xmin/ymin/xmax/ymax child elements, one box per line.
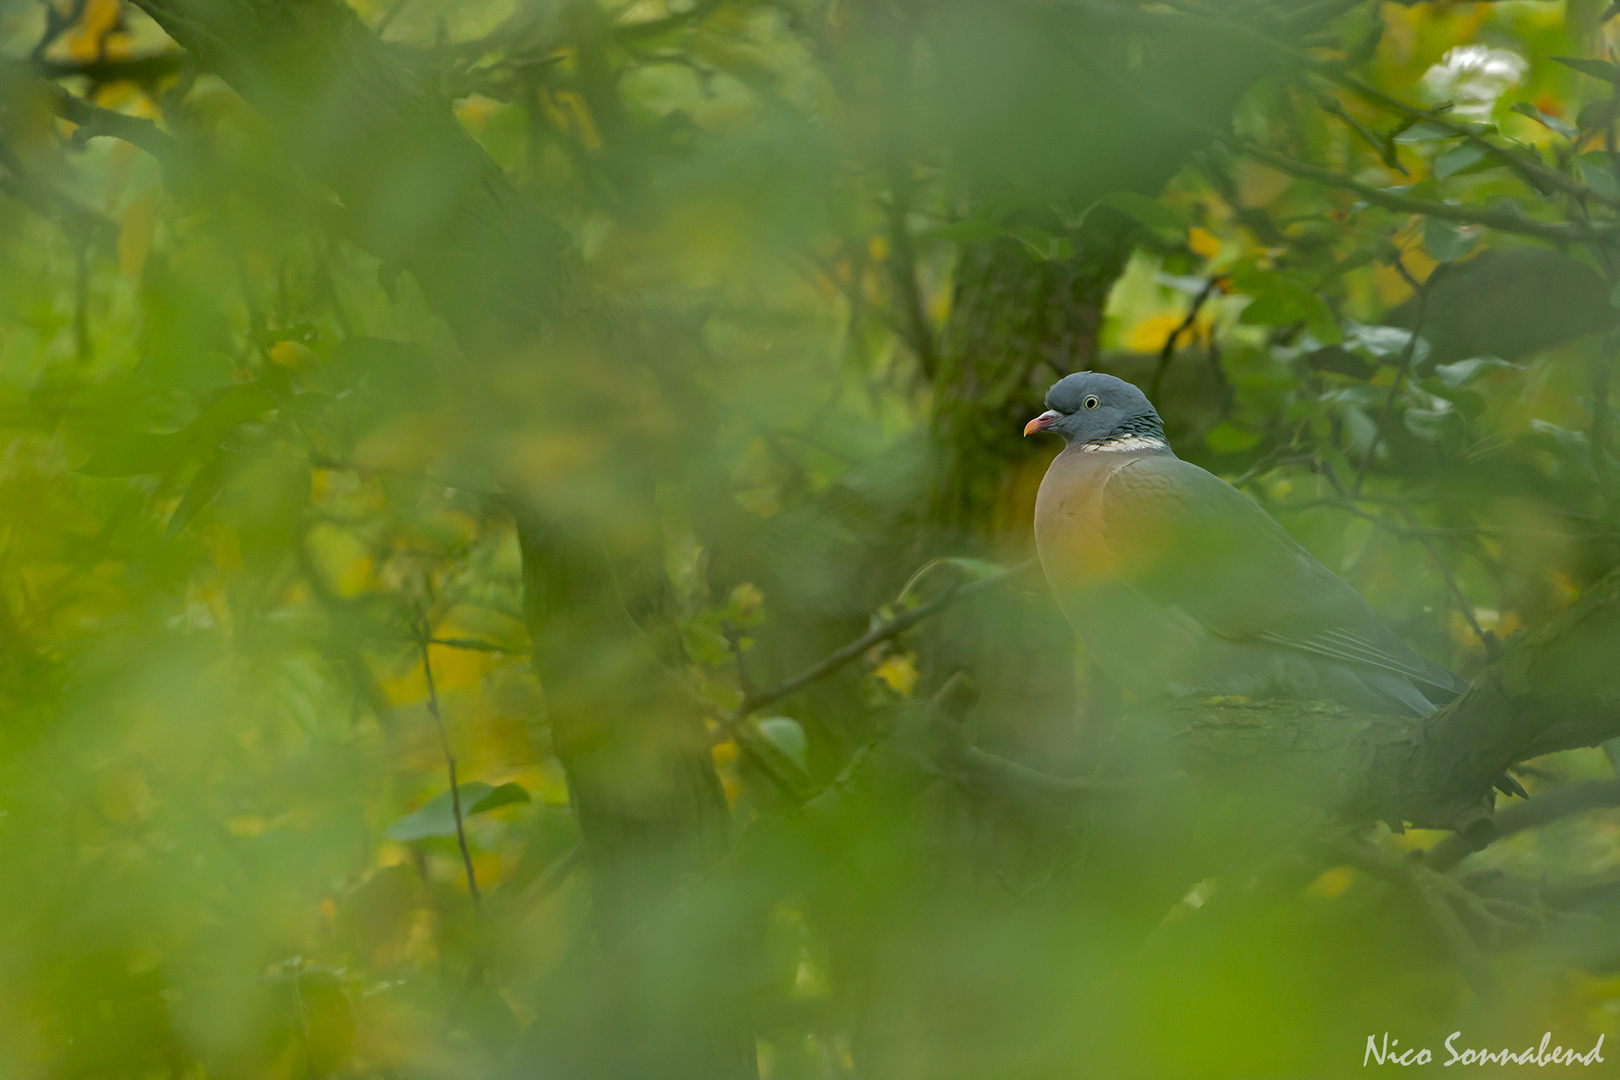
<box><xmin>2</xmin><ymin>0</ymin><xmax>1620</xmax><ymax>1077</ymax></box>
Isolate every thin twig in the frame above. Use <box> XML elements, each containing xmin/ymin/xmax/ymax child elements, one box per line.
<box><xmin>1233</xmin><ymin>137</ymin><xmax>1608</xmax><ymax>245</ymax></box>
<box><xmin>1394</xmin><ymin>504</ymin><xmax>1495</xmax><ymax>658</ymax></box>
<box><xmin>420</xmin><ymin>635</ymin><xmax>480</xmax><ymax>906</ymax></box>
<box><xmin>732</xmin><ymin>559</ymin><xmax>1037</xmax><ymax>720</ymax></box>
<box><xmin>714</xmin><ymin>560</ymin><xmax>1037</xmax><ymax>804</ymax></box>
<box><xmin>1149</xmin><ymin>275</ymin><xmax>1219</xmax><ymax>403</ymax></box>
<box><xmin>374</xmin><ymin>0</ymin><xmax>412</xmax><ymax>34</ymax></box>
<box><xmin>443</xmin><ymin>843</ymin><xmax>582</xmax><ymax>1036</ymax></box>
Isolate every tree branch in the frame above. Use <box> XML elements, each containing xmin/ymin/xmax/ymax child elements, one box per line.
<box><xmin>1427</xmin><ymin>777</ymin><xmax>1620</xmax><ymax>871</ymax></box>
<box><xmin>1144</xmin><ymin>566</ymin><xmax>1620</xmax><ymax>832</ymax></box>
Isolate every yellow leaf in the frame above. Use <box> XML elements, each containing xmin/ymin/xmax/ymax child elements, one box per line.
<box><xmin>1235</xmin><ymin>161</ymin><xmax>1292</xmax><ymax>208</ymax></box>
<box><xmin>1124</xmin><ymin>310</ymin><xmax>1209</xmax><ymax>353</ymax></box>
<box><xmin>64</xmin><ymin>0</ymin><xmax>123</xmax><ymax>62</ymax></box>
<box><xmin>118</xmin><ymin>189</ymin><xmax>158</xmax><ymax>279</ymax></box>
<box><xmin>873</xmin><ymin>653</ymin><xmax>917</xmax><ymax>696</ymax></box>
<box><xmin>551</xmin><ymin>89</ymin><xmax>601</xmax><ymax>150</ymax></box>
<box><xmin>268</xmin><ymin>340</ymin><xmax>314</xmax><ymax>369</ymax></box>
<box><xmin>1304</xmin><ymin>865</ymin><xmax>1356</xmax><ymax>899</ymax></box>
<box><xmin>455</xmin><ymin>95</ymin><xmax>500</xmax><ymax>131</ymax></box>
<box><xmin>1188</xmin><ymin>226</ymin><xmax>1222</xmax><ymax>259</ymax></box>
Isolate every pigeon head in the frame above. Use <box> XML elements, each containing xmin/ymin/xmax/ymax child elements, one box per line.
<box><xmin>1024</xmin><ymin>372</ymin><xmax>1170</xmax><ymax>452</ymax></box>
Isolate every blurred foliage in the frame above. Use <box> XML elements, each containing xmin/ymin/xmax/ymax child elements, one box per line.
<box><xmin>2</xmin><ymin>0</ymin><xmax>1620</xmax><ymax>1077</ymax></box>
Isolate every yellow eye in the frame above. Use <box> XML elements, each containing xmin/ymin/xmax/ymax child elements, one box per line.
<box><xmin>1084</xmin><ymin>395</ymin><xmax>1100</xmax><ymax>410</ymax></box>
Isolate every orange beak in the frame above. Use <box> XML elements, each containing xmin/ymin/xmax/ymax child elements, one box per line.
<box><xmin>1024</xmin><ymin>410</ymin><xmax>1061</xmax><ymax>436</ymax></box>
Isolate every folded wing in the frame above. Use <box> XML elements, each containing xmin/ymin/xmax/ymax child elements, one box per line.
<box><xmin>1098</xmin><ymin>455</ymin><xmax>1466</xmax><ymax>703</ymax></box>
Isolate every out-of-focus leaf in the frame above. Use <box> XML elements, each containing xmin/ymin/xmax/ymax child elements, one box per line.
<box><xmin>1385</xmin><ymin>248</ymin><xmax>1610</xmax><ymax>362</ymax></box>
<box><xmin>166</xmin><ymin>454</ymin><xmax>230</xmax><ymax>538</ymax></box>
<box><xmin>1233</xmin><ymin>265</ymin><xmax>1338</xmax><ymax>342</ymax></box>
<box><xmin>328</xmin><ymin>336</ymin><xmax>438</xmax><ymax>412</ymax></box>
<box><xmin>1432</xmin><ymin>143</ymin><xmax>1487</xmax><ymax>180</ymax></box>
<box><xmin>1301</xmin><ymin>293</ymin><xmax>1342</xmax><ymax>345</ymax></box>
<box><xmin>383</xmin><ymin>781</ymin><xmax>530</xmax><ymax>842</ymax></box>
<box><xmin>1204</xmin><ymin>423</ymin><xmax>1263</xmax><ymax>454</ymax></box>
<box><xmin>1579</xmin><ymin>153</ymin><xmax>1620</xmax><ymax>200</ymax></box>
<box><xmin>1393</xmin><ymin>121</ymin><xmax>1460</xmax><ymax>144</ymax></box>
<box><xmin>1403</xmin><ymin>405</ymin><xmax>1461</xmax><ymax>442</ymax></box>
<box><xmin>1344</xmin><ymin>322</ymin><xmax>1423</xmax><ymax>361</ymax></box>
<box><xmin>78</xmin><ymin>431</ymin><xmax>186</xmax><ymax>477</ymax></box>
<box><xmin>187</xmin><ymin>384</ymin><xmax>279</xmax><ymax>443</ymax></box>
<box><xmin>1431</xmin><ymin>357</ymin><xmax>1518</xmax><ymax>389</ymax></box>
<box><xmin>155</xmin><ymin>350</ymin><xmax>237</xmax><ymax>389</ymax></box>
<box><xmin>1422</xmin><ymin>218</ymin><xmax>1478</xmax><ymax>262</ymax></box>
<box><xmin>1512</xmin><ymin>102</ymin><xmax>1578</xmax><ymax>140</ymax></box>
<box><xmin>924</xmin><ymin>218</ymin><xmax>1005</xmax><ymax>242</ymax></box>
<box><xmin>1553</xmin><ymin>56</ymin><xmax>1620</xmax><ymax>82</ymax></box>
<box><xmin>1238</xmin><ymin>292</ymin><xmax>1305</xmax><ymax>326</ymax></box>
<box><xmin>1093</xmin><ymin>191</ymin><xmax>1188</xmax><ymax>231</ymax></box>
<box><xmin>756</xmin><ymin>716</ymin><xmax>808</xmax><ymax>772</ymax></box>
<box><xmin>468</xmin><ymin>782</ymin><xmax>531</xmax><ymax>815</ymax></box>
<box><xmin>938</xmin><ymin>556</ymin><xmax>1011</xmax><ymax>581</ymax></box>
<box><xmin>1009</xmin><ymin>224</ymin><xmax>1072</xmax><ymax>261</ymax></box>
<box><xmin>1527</xmin><ymin>419</ymin><xmax>1590</xmax><ymax>450</ymax></box>
<box><xmin>217</xmin><ymin>455</ymin><xmax>311</xmax><ymax>571</ymax></box>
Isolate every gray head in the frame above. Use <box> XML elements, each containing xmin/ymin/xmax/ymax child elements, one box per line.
<box><xmin>1023</xmin><ymin>372</ymin><xmax>1170</xmax><ymax>452</ymax></box>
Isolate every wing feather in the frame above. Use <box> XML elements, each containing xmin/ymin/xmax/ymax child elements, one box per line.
<box><xmin>1098</xmin><ymin>455</ymin><xmax>1458</xmax><ymax>694</ymax></box>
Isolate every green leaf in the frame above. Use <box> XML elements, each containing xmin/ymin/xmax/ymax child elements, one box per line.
<box><xmin>1393</xmin><ymin>121</ymin><xmax>1461</xmax><ymax>144</ymax></box>
<box><xmin>149</xmin><ymin>349</ymin><xmax>237</xmax><ymax>390</ymax></box>
<box><xmin>1527</xmin><ymin>419</ymin><xmax>1589</xmax><ymax>451</ymax></box>
<box><xmin>78</xmin><ymin>432</ymin><xmax>187</xmax><ymax>477</ymax></box>
<box><xmin>1344</xmin><ymin>322</ymin><xmax>1420</xmax><ymax>360</ymax></box>
<box><xmin>1422</xmin><ymin>218</ymin><xmax>1478</xmax><ymax>262</ymax></box>
<box><xmin>938</xmin><ymin>556</ymin><xmax>1012</xmax><ymax>581</ymax></box>
<box><xmin>1511</xmin><ymin>102</ymin><xmax>1577</xmax><ymax>140</ymax></box>
<box><xmin>1553</xmin><ymin>56</ymin><xmax>1620</xmax><ymax>82</ymax></box>
<box><xmin>1302</xmin><ymin>294</ymin><xmax>1342</xmax><ymax>345</ymax></box>
<box><xmin>383</xmin><ymin>781</ymin><xmax>530</xmax><ymax>842</ymax></box>
<box><xmin>1432</xmin><ymin>357</ymin><xmax>1518</xmax><ymax>389</ymax></box>
<box><xmin>166</xmin><ymin>454</ymin><xmax>230</xmax><ymax>538</ymax></box>
<box><xmin>1432</xmin><ymin>143</ymin><xmax>1488</xmax><ymax>180</ymax></box>
<box><xmin>1093</xmin><ymin>191</ymin><xmax>1189</xmax><ymax>231</ymax></box>
<box><xmin>1579</xmin><ymin>159</ymin><xmax>1620</xmax><ymax>201</ymax></box>
<box><xmin>1238</xmin><ymin>292</ymin><xmax>1305</xmax><ymax>326</ymax></box>
<box><xmin>1403</xmin><ymin>405</ymin><xmax>1461</xmax><ymax>442</ymax></box>
<box><xmin>467</xmin><ymin>782</ymin><xmax>531</xmax><ymax>815</ymax></box>
<box><xmin>329</xmin><ymin>337</ymin><xmax>439</xmax><ymax>412</ymax></box>
<box><xmin>1009</xmin><ymin>224</ymin><xmax>1073</xmax><ymax>261</ymax></box>
<box><xmin>1204</xmin><ymin>422</ymin><xmax>1264</xmax><ymax>454</ymax></box>
<box><xmin>187</xmin><ymin>384</ymin><xmax>279</xmax><ymax>444</ymax></box>
<box><xmin>756</xmin><ymin>717</ymin><xmax>808</xmax><ymax>772</ymax></box>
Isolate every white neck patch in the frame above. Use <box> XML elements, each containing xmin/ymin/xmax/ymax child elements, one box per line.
<box><xmin>1081</xmin><ymin>433</ymin><xmax>1171</xmax><ymax>453</ymax></box>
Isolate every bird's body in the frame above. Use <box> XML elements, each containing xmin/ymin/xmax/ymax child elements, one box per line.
<box><xmin>1026</xmin><ymin>372</ymin><xmax>1468</xmax><ymax>719</ymax></box>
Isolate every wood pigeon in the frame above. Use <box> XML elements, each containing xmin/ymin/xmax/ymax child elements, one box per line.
<box><xmin>1025</xmin><ymin>372</ymin><xmax>1525</xmax><ymax>799</ymax></box>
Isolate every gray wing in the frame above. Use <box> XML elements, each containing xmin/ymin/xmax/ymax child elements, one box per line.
<box><xmin>1098</xmin><ymin>455</ymin><xmax>1465</xmax><ymax>699</ymax></box>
